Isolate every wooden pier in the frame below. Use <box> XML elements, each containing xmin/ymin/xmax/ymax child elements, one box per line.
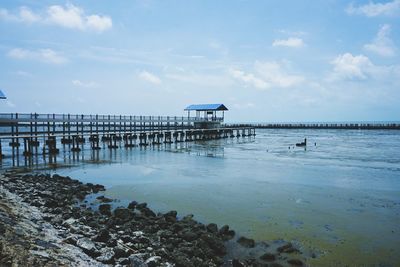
<box><xmin>227</xmin><ymin>123</ymin><xmax>400</xmax><ymax>130</ymax></box>
<box><xmin>0</xmin><ymin>113</ymin><xmax>255</xmax><ymax>160</ymax></box>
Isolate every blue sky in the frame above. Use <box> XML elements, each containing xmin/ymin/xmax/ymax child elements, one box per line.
<box><xmin>0</xmin><ymin>0</ymin><xmax>399</xmax><ymax>122</ymax></box>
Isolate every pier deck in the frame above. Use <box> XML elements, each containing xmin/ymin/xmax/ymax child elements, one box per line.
<box><xmin>0</xmin><ymin>113</ymin><xmax>255</xmax><ymax>159</ymax></box>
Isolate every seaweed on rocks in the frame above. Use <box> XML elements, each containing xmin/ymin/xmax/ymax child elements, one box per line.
<box><xmin>0</xmin><ymin>171</ymin><xmax>308</xmax><ymax>266</ymax></box>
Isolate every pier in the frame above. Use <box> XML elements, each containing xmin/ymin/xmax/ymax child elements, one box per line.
<box><xmin>0</xmin><ymin>111</ymin><xmax>255</xmax><ymax>161</ymax></box>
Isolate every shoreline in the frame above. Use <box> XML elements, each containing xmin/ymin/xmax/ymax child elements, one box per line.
<box><xmin>0</xmin><ymin>171</ymin><xmax>307</xmax><ymax>266</ymax></box>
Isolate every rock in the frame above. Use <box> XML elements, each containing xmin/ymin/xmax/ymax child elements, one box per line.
<box><xmin>181</xmin><ymin>230</ymin><xmax>198</xmax><ymax>241</ymax></box>
<box><xmin>99</xmin><ymin>204</ymin><xmax>112</xmax><ymax>216</ymax></box>
<box><xmin>232</xmin><ymin>259</ymin><xmax>245</xmax><ymax>267</ymax></box>
<box><xmin>44</xmin><ymin>199</ymin><xmax>59</xmax><ymax>208</ymax></box>
<box><xmin>93</xmin><ymin>229</ymin><xmax>110</xmax><ymax>243</ymax></box>
<box><xmin>76</xmin><ymin>237</ymin><xmax>100</xmax><ymax>257</ymax></box>
<box><xmin>136</xmin><ymin>202</ymin><xmax>147</xmax><ymax>210</ymax></box>
<box><xmin>237</xmin><ymin>236</ymin><xmax>255</xmax><ymax>248</ymax></box>
<box><xmin>96</xmin><ymin>248</ymin><xmax>115</xmax><ymax>264</ymax></box>
<box><xmin>171</xmin><ymin>253</ymin><xmax>192</xmax><ymax>267</ymax></box>
<box><xmin>277</xmin><ymin>243</ymin><xmax>298</xmax><ymax>253</ymax></box>
<box><xmin>96</xmin><ymin>195</ymin><xmax>113</xmax><ymax>203</ymax></box>
<box><xmin>63</xmin><ymin>235</ymin><xmax>77</xmax><ymax>245</ymax></box>
<box><xmin>145</xmin><ymin>256</ymin><xmax>161</xmax><ymax>267</ymax></box>
<box><xmin>118</xmin><ymin>258</ymin><xmax>130</xmax><ymax>265</ymax></box>
<box><xmin>260</xmin><ymin>252</ymin><xmax>276</xmax><ymax>261</ymax></box>
<box><xmin>201</xmin><ymin>234</ymin><xmax>226</xmax><ymax>256</ymax></box>
<box><xmin>128</xmin><ymin>201</ymin><xmax>138</xmax><ymax>209</ymax></box>
<box><xmin>114</xmin><ymin>207</ymin><xmax>133</xmax><ymax>221</ymax></box>
<box><xmin>164</xmin><ymin>210</ymin><xmax>177</xmax><ymax>218</ymax></box>
<box><xmin>287</xmin><ymin>259</ymin><xmax>304</xmax><ymax>266</ymax></box>
<box><xmin>182</xmin><ymin>214</ymin><xmax>194</xmax><ymax>222</ymax></box>
<box><xmin>164</xmin><ymin>210</ymin><xmax>177</xmax><ymax>222</ymax></box>
<box><xmin>206</xmin><ymin>223</ymin><xmax>218</xmax><ymax>233</ymax></box>
<box><xmin>92</xmin><ymin>184</ymin><xmax>105</xmax><ymax>193</ymax></box>
<box><xmin>129</xmin><ymin>255</ymin><xmax>148</xmax><ymax>267</ymax></box>
<box><xmin>219</xmin><ymin>224</ymin><xmax>229</xmax><ymax>235</ymax></box>
<box><xmin>141</xmin><ymin>207</ymin><xmax>156</xmax><ymax>217</ymax></box>
<box><xmin>113</xmin><ymin>247</ymin><xmax>129</xmax><ymax>258</ymax></box>
<box><xmin>77</xmin><ymin>237</ymin><xmax>96</xmax><ymax>251</ymax></box>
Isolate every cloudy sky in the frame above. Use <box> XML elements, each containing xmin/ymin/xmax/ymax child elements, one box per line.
<box><xmin>0</xmin><ymin>0</ymin><xmax>399</xmax><ymax>122</ymax></box>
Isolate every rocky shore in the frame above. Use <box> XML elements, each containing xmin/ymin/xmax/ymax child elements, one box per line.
<box><xmin>0</xmin><ymin>171</ymin><xmax>307</xmax><ymax>266</ymax></box>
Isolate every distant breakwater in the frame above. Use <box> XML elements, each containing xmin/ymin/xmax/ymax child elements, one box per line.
<box><xmin>227</xmin><ymin>123</ymin><xmax>400</xmax><ymax>130</ymax></box>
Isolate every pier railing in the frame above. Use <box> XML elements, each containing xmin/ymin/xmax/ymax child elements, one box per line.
<box><xmin>0</xmin><ymin>113</ymin><xmax>208</xmax><ymax>137</ymax></box>
<box><xmin>227</xmin><ymin>123</ymin><xmax>400</xmax><ymax>130</ymax></box>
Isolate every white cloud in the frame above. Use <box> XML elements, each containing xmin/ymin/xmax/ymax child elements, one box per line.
<box><xmin>86</xmin><ymin>14</ymin><xmax>113</xmax><ymax>32</ymax></box>
<box><xmin>47</xmin><ymin>4</ymin><xmax>112</xmax><ymax>32</ymax></box>
<box><xmin>364</xmin><ymin>24</ymin><xmax>396</xmax><ymax>57</ymax></box>
<box><xmin>272</xmin><ymin>37</ymin><xmax>304</xmax><ymax>48</ymax></box>
<box><xmin>138</xmin><ymin>71</ymin><xmax>162</xmax><ymax>85</ymax></box>
<box><xmin>346</xmin><ymin>0</ymin><xmax>400</xmax><ymax>17</ymax></box>
<box><xmin>19</xmin><ymin>6</ymin><xmax>41</xmax><ymax>23</ymax></box>
<box><xmin>329</xmin><ymin>53</ymin><xmax>400</xmax><ymax>81</ymax></box>
<box><xmin>8</xmin><ymin>48</ymin><xmax>67</xmax><ymax>64</ymax></box>
<box><xmin>230</xmin><ymin>61</ymin><xmax>305</xmax><ymax>90</ymax></box>
<box><xmin>229</xmin><ymin>69</ymin><xmax>268</xmax><ymax>89</ymax></box>
<box><xmin>0</xmin><ymin>4</ymin><xmax>112</xmax><ymax>32</ymax></box>
<box><xmin>331</xmin><ymin>53</ymin><xmax>373</xmax><ymax>80</ymax></box>
<box><xmin>72</xmin><ymin>80</ymin><xmax>98</xmax><ymax>88</ymax></box>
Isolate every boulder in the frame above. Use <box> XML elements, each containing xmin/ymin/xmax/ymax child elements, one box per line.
<box><xmin>129</xmin><ymin>255</ymin><xmax>148</xmax><ymax>267</ymax></box>
<box><xmin>287</xmin><ymin>259</ymin><xmax>304</xmax><ymax>266</ymax></box>
<box><xmin>77</xmin><ymin>237</ymin><xmax>100</xmax><ymax>257</ymax></box>
<box><xmin>206</xmin><ymin>223</ymin><xmax>218</xmax><ymax>233</ymax></box>
<box><xmin>260</xmin><ymin>252</ymin><xmax>276</xmax><ymax>261</ymax></box>
<box><xmin>237</xmin><ymin>236</ymin><xmax>255</xmax><ymax>248</ymax></box>
<box><xmin>128</xmin><ymin>201</ymin><xmax>138</xmax><ymax>209</ymax></box>
<box><xmin>96</xmin><ymin>195</ymin><xmax>113</xmax><ymax>203</ymax></box>
<box><xmin>93</xmin><ymin>229</ymin><xmax>111</xmax><ymax>243</ymax></box>
<box><xmin>96</xmin><ymin>247</ymin><xmax>115</xmax><ymax>264</ymax></box>
<box><xmin>99</xmin><ymin>204</ymin><xmax>112</xmax><ymax>216</ymax></box>
<box><xmin>145</xmin><ymin>256</ymin><xmax>161</xmax><ymax>267</ymax></box>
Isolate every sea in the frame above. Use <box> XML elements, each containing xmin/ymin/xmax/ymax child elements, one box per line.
<box><xmin>1</xmin><ymin>128</ymin><xmax>400</xmax><ymax>266</ymax></box>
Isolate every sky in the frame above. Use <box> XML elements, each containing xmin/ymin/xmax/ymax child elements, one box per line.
<box><xmin>0</xmin><ymin>0</ymin><xmax>399</xmax><ymax>122</ymax></box>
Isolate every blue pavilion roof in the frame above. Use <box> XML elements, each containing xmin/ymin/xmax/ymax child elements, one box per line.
<box><xmin>0</xmin><ymin>90</ymin><xmax>6</xmax><ymax>99</ymax></box>
<box><xmin>185</xmin><ymin>104</ymin><xmax>228</xmax><ymax>111</ymax></box>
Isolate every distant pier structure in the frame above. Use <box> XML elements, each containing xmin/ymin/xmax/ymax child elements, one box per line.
<box><xmin>185</xmin><ymin>103</ymin><xmax>228</xmax><ymax>129</ymax></box>
<box><xmin>0</xmin><ymin>104</ymin><xmax>255</xmax><ymax>161</ymax></box>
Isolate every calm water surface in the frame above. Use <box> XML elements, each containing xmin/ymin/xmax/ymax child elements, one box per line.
<box><xmin>7</xmin><ymin>129</ymin><xmax>400</xmax><ymax>266</ymax></box>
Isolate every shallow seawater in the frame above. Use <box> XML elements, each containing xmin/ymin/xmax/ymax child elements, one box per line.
<box><xmin>5</xmin><ymin>129</ymin><xmax>400</xmax><ymax>266</ymax></box>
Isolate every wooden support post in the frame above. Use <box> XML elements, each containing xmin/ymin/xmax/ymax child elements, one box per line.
<box><xmin>23</xmin><ymin>138</ymin><xmax>32</xmax><ymax>157</ymax></box>
<box><xmin>48</xmin><ymin>136</ymin><xmax>59</xmax><ymax>154</ymax></box>
<box><xmin>71</xmin><ymin>135</ymin><xmax>81</xmax><ymax>152</ymax></box>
